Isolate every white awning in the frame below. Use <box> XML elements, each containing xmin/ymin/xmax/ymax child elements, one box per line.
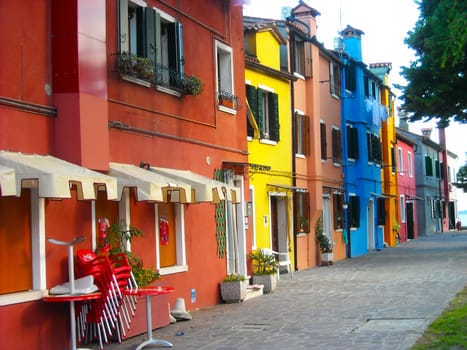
<box><xmin>0</xmin><ymin>151</ymin><xmax>118</xmax><ymax>200</ymax></box>
<box><xmin>108</xmin><ymin>162</ymin><xmax>193</xmax><ymax>202</ymax></box>
<box><xmin>0</xmin><ymin>164</ymin><xmax>17</xmax><ymax>196</ymax></box>
<box><xmin>151</xmin><ymin>167</ymin><xmax>241</xmax><ymax>203</ymax></box>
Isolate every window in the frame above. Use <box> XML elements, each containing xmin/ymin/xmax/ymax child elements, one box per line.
<box><xmin>320</xmin><ymin>122</ymin><xmax>327</xmax><ymax>160</ymax></box>
<box><xmin>367</xmin><ymin>132</ymin><xmax>382</xmax><ymax>164</ymax></box>
<box><xmin>348</xmin><ymin>195</ymin><xmax>360</xmax><ymax>228</ymax></box>
<box><xmin>333</xmin><ymin>193</ymin><xmax>344</xmax><ymax>229</ymax></box>
<box><xmin>295</xmin><ymin>112</ymin><xmax>309</xmax><ymax>156</ymax></box>
<box><xmin>332</xmin><ymin>127</ymin><xmax>342</xmax><ymax>164</ymax></box>
<box><xmin>440</xmin><ymin>162</ymin><xmax>445</xmax><ymax>179</ymax></box>
<box><xmin>329</xmin><ymin>62</ymin><xmax>340</xmax><ymax>97</ymax></box>
<box><xmin>216</xmin><ymin>40</ymin><xmax>235</xmax><ymax>110</ymax></box>
<box><xmin>435</xmin><ymin>159</ymin><xmax>440</xmax><ymax>178</ymax></box>
<box><xmin>293</xmin><ymin>39</ymin><xmax>312</xmax><ymax>77</ymax></box>
<box><xmin>364</xmin><ymin>75</ymin><xmax>370</xmax><ymax>98</ymax></box>
<box><xmin>347</xmin><ymin>124</ymin><xmax>359</xmax><ymax>160</ymax></box>
<box><xmin>377</xmin><ymin>198</ymin><xmax>386</xmax><ymax>226</ymax></box>
<box><xmin>398</xmin><ymin>147</ymin><xmax>404</xmax><ymax>174</ymax></box>
<box><xmin>156</xmin><ymin>203</ymin><xmax>186</xmax><ymax>274</ymax></box>
<box><xmin>425</xmin><ymin>155</ymin><xmax>433</xmax><ymax>176</ymax></box>
<box><xmin>345</xmin><ymin>64</ymin><xmax>356</xmax><ymax>92</ymax></box>
<box><xmin>408</xmin><ymin>152</ymin><xmax>413</xmax><ymax>177</ymax></box>
<box><xmin>246</xmin><ymin>85</ymin><xmax>279</xmax><ymax>141</ymax></box>
<box><xmin>391</xmin><ymin>146</ymin><xmax>396</xmax><ymax>173</ymax></box>
<box><xmin>119</xmin><ymin>0</ymin><xmax>185</xmax><ymax>89</ymax></box>
<box><xmin>295</xmin><ymin>192</ymin><xmax>310</xmax><ymax>233</ymax></box>
<box><xmin>400</xmin><ymin>195</ymin><xmax>406</xmax><ymax>223</ymax></box>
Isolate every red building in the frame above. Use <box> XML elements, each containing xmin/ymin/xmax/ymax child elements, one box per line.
<box><xmin>0</xmin><ymin>1</ymin><xmax>248</xmax><ymax>349</ymax></box>
<box><xmin>396</xmin><ymin>127</ymin><xmax>419</xmax><ymax>242</ymax></box>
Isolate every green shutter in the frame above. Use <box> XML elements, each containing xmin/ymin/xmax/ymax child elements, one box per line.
<box><xmin>119</xmin><ymin>0</ymin><xmax>129</xmax><ymax>53</ymax></box>
<box><xmin>154</xmin><ymin>12</ymin><xmax>161</xmax><ymax>66</ymax></box>
<box><xmin>136</xmin><ymin>7</ymin><xmax>145</xmax><ymax>57</ymax></box>
<box><xmin>269</xmin><ymin>92</ymin><xmax>279</xmax><ymax>141</ymax></box>
<box><xmin>145</xmin><ymin>8</ymin><xmax>156</xmax><ymax>62</ymax></box>
<box><xmin>257</xmin><ymin>89</ymin><xmax>264</xmax><ymax>138</ymax></box>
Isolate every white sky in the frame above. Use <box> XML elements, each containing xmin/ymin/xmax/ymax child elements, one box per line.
<box><xmin>243</xmin><ymin>0</ymin><xmax>467</xmax><ymax>210</ymax></box>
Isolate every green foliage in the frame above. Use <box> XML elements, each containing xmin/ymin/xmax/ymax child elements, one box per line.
<box><xmin>455</xmin><ymin>162</ymin><xmax>467</xmax><ymax>192</ymax></box>
<box><xmin>248</xmin><ymin>249</ymin><xmax>279</xmax><ymax>275</ymax></box>
<box><xmin>410</xmin><ymin>287</ymin><xmax>467</xmax><ymax>349</ymax></box>
<box><xmin>100</xmin><ymin>222</ymin><xmax>159</xmax><ymax>287</ymax></box>
<box><xmin>223</xmin><ymin>273</ymin><xmax>246</xmax><ymax>282</ymax></box>
<box><xmin>398</xmin><ymin>0</ymin><xmax>467</xmax><ymax>126</ymax></box>
<box><xmin>317</xmin><ymin>232</ymin><xmax>333</xmax><ymax>253</ymax></box>
<box><xmin>117</xmin><ymin>52</ymin><xmax>154</xmax><ymax>80</ymax></box>
<box><xmin>183</xmin><ymin>75</ymin><xmax>204</xmax><ymax>95</ymax></box>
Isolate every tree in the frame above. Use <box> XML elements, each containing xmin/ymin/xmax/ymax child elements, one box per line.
<box><xmin>398</xmin><ymin>0</ymin><xmax>467</xmax><ymax>127</ymax></box>
<box><xmin>455</xmin><ymin>162</ymin><xmax>467</xmax><ymax>192</ymax></box>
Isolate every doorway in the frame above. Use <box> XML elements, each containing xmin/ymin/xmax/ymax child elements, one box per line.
<box><xmin>407</xmin><ymin>202</ymin><xmax>415</xmax><ymax>239</ymax></box>
<box><xmin>367</xmin><ymin>199</ymin><xmax>375</xmax><ymax>250</ymax></box>
<box><xmin>270</xmin><ymin>195</ymin><xmax>288</xmax><ymax>253</ymax></box>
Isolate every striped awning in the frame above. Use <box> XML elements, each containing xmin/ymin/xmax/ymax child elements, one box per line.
<box><xmin>151</xmin><ymin>167</ymin><xmax>240</xmax><ymax>203</ymax></box>
<box><xmin>0</xmin><ymin>150</ymin><xmax>118</xmax><ymax>200</ymax></box>
<box><xmin>108</xmin><ymin>162</ymin><xmax>193</xmax><ymax>203</ymax></box>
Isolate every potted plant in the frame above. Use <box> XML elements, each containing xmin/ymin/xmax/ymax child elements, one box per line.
<box><xmin>219</xmin><ymin>273</ymin><xmax>247</xmax><ymax>303</ymax></box>
<box><xmin>317</xmin><ymin>231</ymin><xmax>334</xmax><ymax>266</ymax></box>
<box><xmin>116</xmin><ymin>52</ymin><xmax>154</xmax><ymax>86</ymax></box>
<box><xmin>183</xmin><ymin>75</ymin><xmax>203</xmax><ymax>95</ymax></box>
<box><xmin>99</xmin><ymin>220</ymin><xmax>159</xmax><ymax>287</ymax></box>
<box><xmin>393</xmin><ymin>221</ymin><xmax>401</xmax><ymax>245</ymax></box>
<box><xmin>299</xmin><ymin>216</ymin><xmax>309</xmax><ymax>233</ymax></box>
<box><xmin>248</xmin><ymin>249</ymin><xmax>279</xmax><ymax>293</ymax></box>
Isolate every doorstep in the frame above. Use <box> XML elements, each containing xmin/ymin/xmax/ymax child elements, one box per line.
<box><xmin>244</xmin><ymin>284</ymin><xmax>264</xmax><ymax>301</ymax></box>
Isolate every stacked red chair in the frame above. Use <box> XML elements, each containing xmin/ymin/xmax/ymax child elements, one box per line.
<box><xmin>75</xmin><ymin>249</ymin><xmax>139</xmax><ymax>349</ymax></box>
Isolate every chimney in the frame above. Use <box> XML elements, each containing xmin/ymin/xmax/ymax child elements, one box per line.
<box><xmin>421</xmin><ymin>128</ymin><xmax>433</xmax><ymax>139</ymax></box>
<box><xmin>291</xmin><ymin>1</ymin><xmax>321</xmax><ymax>37</ymax></box>
<box><xmin>341</xmin><ymin>25</ymin><xmax>364</xmax><ymax>62</ymax></box>
<box><xmin>398</xmin><ymin>108</ymin><xmax>409</xmax><ymax>130</ymax></box>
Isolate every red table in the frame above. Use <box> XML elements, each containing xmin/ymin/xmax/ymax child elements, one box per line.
<box><xmin>124</xmin><ymin>286</ymin><xmax>175</xmax><ymax>350</ymax></box>
<box><xmin>43</xmin><ymin>292</ymin><xmax>102</xmax><ymax>350</ymax></box>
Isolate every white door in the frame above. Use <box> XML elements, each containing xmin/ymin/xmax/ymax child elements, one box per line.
<box><xmin>323</xmin><ymin>196</ymin><xmax>332</xmax><ymax>240</ymax></box>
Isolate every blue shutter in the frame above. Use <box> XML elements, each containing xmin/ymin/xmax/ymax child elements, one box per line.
<box><xmin>176</xmin><ymin>22</ymin><xmax>184</xmax><ymax>76</ymax></box>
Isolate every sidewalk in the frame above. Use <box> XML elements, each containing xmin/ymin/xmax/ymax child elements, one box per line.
<box><xmin>100</xmin><ymin>232</ymin><xmax>467</xmax><ymax>350</ymax></box>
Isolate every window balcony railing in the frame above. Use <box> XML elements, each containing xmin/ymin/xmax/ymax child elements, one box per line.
<box><xmin>217</xmin><ymin>90</ymin><xmax>241</xmax><ymax>110</ymax></box>
<box><xmin>115</xmin><ymin>53</ymin><xmax>203</xmax><ymax>95</ymax></box>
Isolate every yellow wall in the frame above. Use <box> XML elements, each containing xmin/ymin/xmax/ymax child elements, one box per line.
<box><xmin>245</xmin><ymin>29</ymin><xmax>293</xmax><ymax>254</ymax></box>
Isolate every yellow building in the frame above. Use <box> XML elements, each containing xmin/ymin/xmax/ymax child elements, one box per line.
<box><xmin>244</xmin><ymin>21</ymin><xmax>296</xmax><ymax>268</ymax></box>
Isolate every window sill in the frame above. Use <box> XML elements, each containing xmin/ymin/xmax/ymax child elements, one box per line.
<box><xmin>0</xmin><ymin>289</ymin><xmax>47</xmax><ymax>306</ymax></box>
<box><xmin>333</xmin><ymin>162</ymin><xmax>342</xmax><ymax>167</ymax></box>
<box><xmin>218</xmin><ymin>105</ymin><xmax>237</xmax><ymax>115</ymax></box>
<box><xmin>120</xmin><ymin>74</ymin><xmax>152</xmax><ymax>88</ymax></box>
<box><xmin>159</xmin><ymin>265</ymin><xmax>188</xmax><ymax>276</ymax></box>
<box><xmin>331</xmin><ymin>93</ymin><xmax>340</xmax><ymax>100</ymax></box>
<box><xmin>156</xmin><ymin>85</ymin><xmax>183</xmax><ymax>98</ymax></box>
<box><xmin>295</xmin><ymin>154</ymin><xmax>305</xmax><ymax>159</ymax></box>
<box><xmin>293</xmin><ymin>72</ymin><xmax>305</xmax><ymax>80</ymax></box>
<box><xmin>259</xmin><ymin>139</ymin><xmax>277</xmax><ymax>146</ymax></box>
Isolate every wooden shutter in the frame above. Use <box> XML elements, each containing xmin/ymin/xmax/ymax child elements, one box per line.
<box><xmin>367</xmin><ymin>133</ymin><xmax>373</xmax><ymax>162</ymax></box>
<box><xmin>119</xmin><ymin>0</ymin><xmax>129</xmax><ymax>52</ymax></box>
<box><xmin>145</xmin><ymin>8</ymin><xmax>156</xmax><ymax>62</ymax></box>
<box><xmin>425</xmin><ymin>156</ymin><xmax>433</xmax><ymax>176</ymax></box>
<box><xmin>320</xmin><ymin>123</ymin><xmax>327</xmax><ymax>160</ymax></box>
<box><xmin>257</xmin><ymin>89</ymin><xmax>264</xmax><ymax>138</ymax></box>
<box><xmin>136</xmin><ymin>7</ymin><xmax>145</xmax><ymax>57</ymax></box>
<box><xmin>154</xmin><ymin>11</ymin><xmax>162</xmax><ymax>66</ymax></box>
<box><xmin>332</xmin><ymin>128</ymin><xmax>341</xmax><ymax>163</ymax></box>
<box><xmin>269</xmin><ymin>92</ymin><xmax>279</xmax><ymax>141</ymax></box>
<box><xmin>304</xmin><ymin>41</ymin><xmax>312</xmax><ymax>77</ymax></box>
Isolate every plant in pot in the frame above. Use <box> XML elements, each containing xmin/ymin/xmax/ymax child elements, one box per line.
<box><xmin>219</xmin><ymin>273</ymin><xmax>247</xmax><ymax>303</ymax></box>
<box><xmin>183</xmin><ymin>75</ymin><xmax>204</xmax><ymax>96</ymax></box>
<box><xmin>117</xmin><ymin>52</ymin><xmax>154</xmax><ymax>83</ymax></box>
<box><xmin>248</xmin><ymin>249</ymin><xmax>279</xmax><ymax>293</ymax></box>
<box><xmin>317</xmin><ymin>231</ymin><xmax>334</xmax><ymax>266</ymax></box>
<box><xmin>99</xmin><ymin>220</ymin><xmax>159</xmax><ymax>287</ymax></box>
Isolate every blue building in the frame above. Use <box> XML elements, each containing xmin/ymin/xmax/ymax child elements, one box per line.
<box><xmin>340</xmin><ymin>26</ymin><xmax>387</xmax><ymax>257</ymax></box>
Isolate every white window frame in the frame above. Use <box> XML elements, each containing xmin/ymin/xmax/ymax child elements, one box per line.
<box><xmin>215</xmin><ymin>40</ymin><xmax>235</xmax><ymax>114</ymax></box>
<box><xmin>398</xmin><ymin>147</ymin><xmax>404</xmax><ymax>175</ymax></box>
<box><xmin>400</xmin><ymin>195</ymin><xmax>406</xmax><ymax>223</ymax></box>
<box><xmin>155</xmin><ymin>203</ymin><xmax>187</xmax><ymax>275</ymax></box>
<box><xmin>408</xmin><ymin>151</ymin><xmax>413</xmax><ymax>177</ymax></box>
